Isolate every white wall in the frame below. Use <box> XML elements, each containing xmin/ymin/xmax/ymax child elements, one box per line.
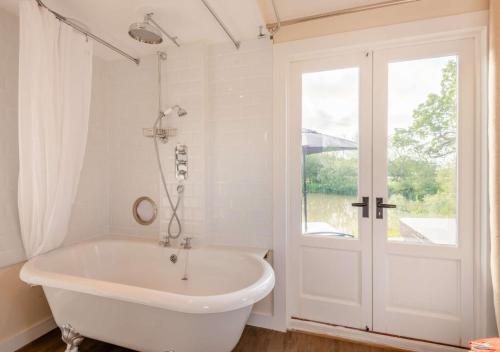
<box><xmin>206</xmin><ymin>40</ymin><xmax>273</xmax><ymax>248</ymax></box>
<box><xmin>0</xmin><ymin>6</ymin><xmax>24</xmax><ymax>267</ymax></box>
<box><xmin>103</xmin><ymin>39</ymin><xmax>274</xmax><ymax>249</ymax></box>
<box><xmin>105</xmin><ymin>55</ymin><xmax>161</xmax><ymax>238</ymax></box>
<box><xmin>160</xmin><ymin>44</ymin><xmax>208</xmax><ymax>243</ymax></box>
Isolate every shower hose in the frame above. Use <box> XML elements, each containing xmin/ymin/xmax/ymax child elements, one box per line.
<box><xmin>153</xmin><ymin>114</ymin><xmax>183</xmax><ymax>240</ymax></box>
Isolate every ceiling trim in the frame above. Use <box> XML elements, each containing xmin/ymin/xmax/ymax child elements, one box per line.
<box><xmin>266</xmin><ymin>0</ymin><xmax>420</xmax><ymax>29</ymax></box>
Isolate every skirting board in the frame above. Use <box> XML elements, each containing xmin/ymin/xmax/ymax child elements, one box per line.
<box><xmin>289</xmin><ymin>318</ymin><xmax>467</xmax><ymax>352</ymax></box>
<box><xmin>0</xmin><ymin>317</ymin><xmax>56</xmax><ymax>352</ymax></box>
<box><xmin>248</xmin><ymin>312</ymin><xmax>281</xmax><ymax>332</ymax></box>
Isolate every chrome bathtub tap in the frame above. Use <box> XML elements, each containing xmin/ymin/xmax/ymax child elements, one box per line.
<box><xmin>180</xmin><ymin>237</ymin><xmax>192</xmax><ymax>249</ymax></box>
<box><xmin>159</xmin><ymin>235</ymin><xmax>171</xmax><ymax>247</ymax></box>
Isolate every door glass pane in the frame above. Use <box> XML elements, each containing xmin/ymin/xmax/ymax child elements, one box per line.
<box><xmin>387</xmin><ymin>56</ymin><xmax>458</xmax><ymax>245</ymax></box>
<box><xmin>302</xmin><ymin>67</ymin><xmax>360</xmax><ymax>238</ymax></box>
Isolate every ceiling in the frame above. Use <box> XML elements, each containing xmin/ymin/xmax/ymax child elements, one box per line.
<box><xmin>257</xmin><ymin>0</ymin><xmax>391</xmax><ymax>24</ymax></box>
<box><xmin>0</xmin><ymin>0</ymin><xmax>394</xmax><ymax>61</ymax></box>
<box><xmin>0</xmin><ymin>0</ymin><xmax>266</xmax><ymax>61</ymax></box>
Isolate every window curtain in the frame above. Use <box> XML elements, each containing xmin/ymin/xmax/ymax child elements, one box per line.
<box><xmin>18</xmin><ymin>0</ymin><xmax>93</xmax><ymax>258</ymax></box>
<box><xmin>490</xmin><ymin>0</ymin><xmax>500</xmax><ymax>334</ymax></box>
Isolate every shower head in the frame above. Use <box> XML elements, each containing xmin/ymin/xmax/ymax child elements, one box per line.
<box><xmin>128</xmin><ymin>13</ymin><xmax>181</xmax><ymax>47</ymax></box>
<box><xmin>163</xmin><ymin>105</ymin><xmax>187</xmax><ymax>118</ymax></box>
<box><xmin>176</xmin><ymin>107</ymin><xmax>188</xmax><ymax>117</ymax></box>
<box><xmin>128</xmin><ymin>14</ymin><xmax>163</xmax><ymax>44</ymax></box>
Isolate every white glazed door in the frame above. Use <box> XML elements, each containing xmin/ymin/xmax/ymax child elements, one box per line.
<box><xmin>289</xmin><ymin>38</ymin><xmax>476</xmax><ymax>346</ymax></box>
<box><xmin>372</xmin><ymin>39</ymin><xmax>475</xmax><ymax>346</ymax></box>
<box><xmin>289</xmin><ymin>51</ymin><xmax>373</xmax><ymax>330</ymax></box>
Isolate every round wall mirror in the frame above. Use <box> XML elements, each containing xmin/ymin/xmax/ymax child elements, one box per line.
<box><xmin>132</xmin><ymin>196</ymin><xmax>157</xmax><ymax>225</ymax></box>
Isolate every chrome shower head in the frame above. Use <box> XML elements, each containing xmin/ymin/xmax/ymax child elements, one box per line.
<box><xmin>176</xmin><ymin>107</ymin><xmax>188</xmax><ymax>117</ymax></box>
<box><xmin>128</xmin><ymin>14</ymin><xmax>163</xmax><ymax>44</ymax></box>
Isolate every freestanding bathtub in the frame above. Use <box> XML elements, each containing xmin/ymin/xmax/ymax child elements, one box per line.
<box><xmin>20</xmin><ymin>237</ymin><xmax>275</xmax><ymax>352</ymax></box>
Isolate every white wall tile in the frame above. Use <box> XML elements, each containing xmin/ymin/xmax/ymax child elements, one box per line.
<box><xmin>64</xmin><ymin>38</ymin><xmax>273</xmax><ymax>250</ymax></box>
<box><xmin>206</xmin><ymin>39</ymin><xmax>273</xmax><ymax>249</ymax></box>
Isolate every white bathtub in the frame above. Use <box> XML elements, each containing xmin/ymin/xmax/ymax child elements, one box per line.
<box><xmin>20</xmin><ymin>237</ymin><xmax>275</xmax><ymax>352</ymax></box>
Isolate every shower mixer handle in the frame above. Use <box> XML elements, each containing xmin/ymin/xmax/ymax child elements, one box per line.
<box><xmin>175</xmin><ymin>144</ymin><xmax>188</xmax><ymax>180</ymax></box>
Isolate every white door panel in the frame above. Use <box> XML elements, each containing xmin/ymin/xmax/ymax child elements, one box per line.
<box><xmin>372</xmin><ymin>39</ymin><xmax>475</xmax><ymax>346</ymax></box>
<box><xmin>289</xmin><ymin>38</ymin><xmax>475</xmax><ymax>347</ymax></box>
<box><xmin>289</xmin><ymin>51</ymin><xmax>373</xmax><ymax>330</ymax></box>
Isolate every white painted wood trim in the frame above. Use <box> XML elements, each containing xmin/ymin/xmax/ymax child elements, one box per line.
<box><xmin>248</xmin><ymin>312</ymin><xmax>278</xmax><ymax>331</ymax></box>
<box><xmin>273</xmin><ymin>8</ymin><xmax>490</xmax><ymax>340</ymax></box>
<box><xmin>289</xmin><ymin>319</ymin><xmax>466</xmax><ymax>352</ymax></box>
<box><xmin>474</xmin><ymin>25</ymin><xmax>495</xmax><ymax>337</ymax></box>
<box><xmin>0</xmin><ymin>317</ymin><xmax>56</xmax><ymax>352</ymax></box>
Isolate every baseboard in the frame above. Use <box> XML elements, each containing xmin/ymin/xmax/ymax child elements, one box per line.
<box><xmin>247</xmin><ymin>312</ymin><xmax>287</xmax><ymax>332</ymax></box>
<box><xmin>289</xmin><ymin>318</ymin><xmax>467</xmax><ymax>352</ymax></box>
<box><xmin>0</xmin><ymin>317</ymin><xmax>56</xmax><ymax>352</ymax></box>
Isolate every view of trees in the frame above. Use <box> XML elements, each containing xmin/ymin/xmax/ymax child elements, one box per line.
<box><xmin>304</xmin><ymin>60</ymin><xmax>457</xmax><ymax>222</ymax></box>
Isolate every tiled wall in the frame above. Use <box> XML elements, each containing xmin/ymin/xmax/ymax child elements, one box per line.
<box><xmin>103</xmin><ymin>43</ymin><xmax>208</xmax><ymax>243</ymax></box>
<box><xmin>207</xmin><ymin>40</ymin><xmax>273</xmax><ymax>248</ymax></box>
<box><xmin>104</xmin><ymin>39</ymin><xmax>273</xmax><ymax>250</ymax></box>
<box><xmin>159</xmin><ymin>44</ymin><xmax>208</xmax><ymax>244</ymax></box>
<box><xmin>105</xmin><ymin>55</ymin><xmax>161</xmax><ymax>238</ymax></box>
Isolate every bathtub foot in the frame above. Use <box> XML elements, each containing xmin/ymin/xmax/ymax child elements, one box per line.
<box><xmin>60</xmin><ymin>324</ymin><xmax>84</xmax><ymax>352</ymax></box>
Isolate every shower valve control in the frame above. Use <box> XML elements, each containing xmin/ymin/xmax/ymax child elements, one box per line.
<box><xmin>175</xmin><ymin>144</ymin><xmax>188</xmax><ymax>180</ymax></box>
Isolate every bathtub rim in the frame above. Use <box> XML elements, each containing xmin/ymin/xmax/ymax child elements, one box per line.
<box><xmin>20</xmin><ymin>236</ymin><xmax>275</xmax><ymax>314</ymax></box>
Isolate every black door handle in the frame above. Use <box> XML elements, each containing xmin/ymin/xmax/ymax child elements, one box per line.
<box><xmin>352</xmin><ymin>196</ymin><xmax>369</xmax><ymax>218</ymax></box>
<box><xmin>376</xmin><ymin>197</ymin><xmax>396</xmax><ymax>219</ymax></box>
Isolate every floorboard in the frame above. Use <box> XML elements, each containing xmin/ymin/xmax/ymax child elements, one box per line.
<box><xmin>16</xmin><ymin>325</ymin><xmax>407</xmax><ymax>352</ymax></box>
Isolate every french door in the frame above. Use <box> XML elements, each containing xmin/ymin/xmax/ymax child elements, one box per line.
<box><xmin>289</xmin><ymin>38</ymin><xmax>476</xmax><ymax>346</ymax></box>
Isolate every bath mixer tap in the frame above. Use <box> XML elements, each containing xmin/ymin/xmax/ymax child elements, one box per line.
<box><xmin>159</xmin><ymin>235</ymin><xmax>171</xmax><ymax>247</ymax></box>
<box><xmin>181</xmin><ymin>237</ymin><xmax>192</xmax><ymax>249</ymax></box>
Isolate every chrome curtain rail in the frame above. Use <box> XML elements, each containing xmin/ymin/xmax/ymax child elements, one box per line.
<box><xmin>266</xmin><ymin>0</ymin><xmax>420</xmax><ymax>29</ymax></box>
<box><xmin>147</xmin><ymin>14</ymin><xmax>181</xmax><ymax>47</ymax></box>
<box><xmin>200</xmin><ymin>0</ymin><xmax>240</xmax><ymax>49</ymax></box>
<box><xmin>35</xmin><ymin>0</ymin><xmax>140</xmax><ymax>65</ymax></box>
<box><xmin>269</xmin><ymin>0</ymin><xmax>281</xmax><ymax>39</ymax></box>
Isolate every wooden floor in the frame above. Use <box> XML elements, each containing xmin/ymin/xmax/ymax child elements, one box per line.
<box><xmin>17</xmin><ymin>326</ymin><xmax>407</xmax><ymax>352</ymax></box>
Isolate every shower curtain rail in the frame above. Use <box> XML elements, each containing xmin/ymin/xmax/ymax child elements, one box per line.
<box><xmin>35</xmin><ymin>0</ymin><xmax>140</xmax><ymax>65</ymax></box>
<box><xmin>200</xmin><ymin>0</ymin><xmax>240</xmax><ymax>50</ymax></box>
<box><xmin>266</xmin><ymin>0</ymin><xmax>420</xmax><ymax>29</ymax></box>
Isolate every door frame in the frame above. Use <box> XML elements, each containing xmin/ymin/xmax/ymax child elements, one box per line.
<box><xmin>271</xmin><ymin>10</ymin><xmax>490</xmax><ymax>350</ymax></box>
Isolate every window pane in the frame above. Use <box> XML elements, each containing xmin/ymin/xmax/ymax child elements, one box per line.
<box><xmin>387</xmin><ymin>56</ymin><xmax>458</xmax><ymax>245</ymax></box>
<box><xmin>302</xmin><ymin>68</ymin><xmax>360</xmax><ymax>238</ymax></box>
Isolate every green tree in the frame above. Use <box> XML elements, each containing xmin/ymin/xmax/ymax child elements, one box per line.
<box><xmin>304</xmin><ymin>59</ymin><xmax>458</xmax><ymax>219</ymax></box>
<box><xmin>388</xmin><ymin>157</ymin><xmax>438</xmax><ymax>201</ymax></box>
<box><xmin>391</xmin><ymin>60</ymin><xmax>457</xmax><ymax>161</ymax></box>
<box><xmin>317</xmin><ymin>155</ymin><xmax>357</xmax><ymax>195</ymax></box>
<box><xmin>305</xmin><ymin>153</ymin><xmax>357</xmax><ymax>196</ymax></box>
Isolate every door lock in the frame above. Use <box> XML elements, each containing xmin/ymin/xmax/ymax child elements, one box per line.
<box><xmin>376</xmin><ymin>197</ymin><xmax>396</xmax><ymax>219</ymax></box>
<box><xmin>352</xmin><ymin>197</ymin><xmax>369</xmax><ymax>218</ymax></box>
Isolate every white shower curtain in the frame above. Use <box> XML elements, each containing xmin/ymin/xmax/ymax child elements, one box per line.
<box><xmin>18</xmin><ymin>1</ymin><xmax>93</xmax><ymax>258</ymax></box>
